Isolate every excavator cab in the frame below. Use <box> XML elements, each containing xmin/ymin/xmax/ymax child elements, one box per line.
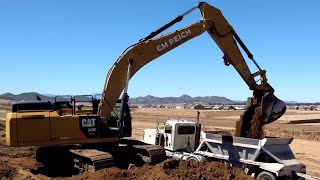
<box><xmin>106</xmin><ymin>99</ymin><xmax>132</xmax><ymax>137</ymax></box>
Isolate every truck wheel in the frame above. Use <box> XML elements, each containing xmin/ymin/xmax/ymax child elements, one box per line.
<box><xmin>187</xmin><ymin>156</ymin><xmax>199</xmax><ymax>167</ymax></box>
<box><xmin>257</xmin><ymin>171</ymin><xmax>276</xmax><ymax>180</ymax></box>
<box><xmin>187</xmin><ymin>157</ymin><xmax>199</xmax><ymax>164</ymax></box>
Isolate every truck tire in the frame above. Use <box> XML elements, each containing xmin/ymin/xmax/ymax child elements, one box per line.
<box><xmin>187</xmin><ymin>156</ymin><xmax>199</xmax><ymax>163</ymax></box>
<box><xmin>257</xmin><ymin>171</ymin><xmax>276</xmax><ymax>180</ymax></box>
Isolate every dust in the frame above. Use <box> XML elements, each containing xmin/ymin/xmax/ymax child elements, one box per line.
<box><xmin>75</xmin><ymin>159</ymin><xmax>254</xmax><ymax>180</ymax></box>
<box><xmin>235</xmin><ymin>106</ymin><xmax>264</xmax><ymax>139</ymax></box>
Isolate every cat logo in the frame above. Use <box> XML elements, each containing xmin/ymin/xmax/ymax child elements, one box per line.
<box><xmin>81</xmin><ymin>118</ymin><xmax>96</xmax><ymax>128</ymax></box>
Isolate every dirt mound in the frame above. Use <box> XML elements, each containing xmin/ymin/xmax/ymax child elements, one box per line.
<box><xmin>0</xmin><ymin>120</ymin><xmax>5</xmax><ymax>130</ymax></box>
<box><xmin>76</xmin><ymin>159</ymin><xmax>253</xmax><ymax>180</ymax></box>
<box><xmin>0</xmin><ymin>160</ymin><xmax>17</xmax><ymax>180</ymax></box>
<box><xmin>265</xmin><ymin>128</ymin><xmax>320</xmax><ymax>141</ymax></box>
<box><xmin>0</xmin><ymin>146</ymin><xmax>36</xmax><ymax>159</ymax></box>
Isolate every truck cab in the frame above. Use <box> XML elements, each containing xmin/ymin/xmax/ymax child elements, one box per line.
<box><xmin>143</xmin><ymin>119</ymin><xmax>199</xmax><ymax>152</ymax></box>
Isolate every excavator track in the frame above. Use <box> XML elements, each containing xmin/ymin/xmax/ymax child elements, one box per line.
<box><xmin>133</xmin><ymin>144</ymin><xmax>167</xmax><ymax>164</ymax></box>
<box><xmin>70</xmin><ymin>149</ymin><xmax>115</xmax><ymax>172</ymax></box>
<box><xmin>36</xmin><ymin>143</ymin><xmax>166</xmax><ymax>174</ymax></box>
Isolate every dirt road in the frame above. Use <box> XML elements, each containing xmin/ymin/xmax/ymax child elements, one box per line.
<box><xmin>290</xmin><ymin>139</ymin><xmax>320</xmax><ymax>176</ymax></box>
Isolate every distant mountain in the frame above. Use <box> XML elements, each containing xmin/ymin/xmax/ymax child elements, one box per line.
<box><xmin>0</xmin><ymin>92</ymin><xmax>96</xmax><ymax>101</ymax></box>
<box><xmin>0</xmin><ymin>92</ymin><xmax>55</xmax><ymax>101</ymax></box>
<box><xmin>2</xmin><ymin>92</ymin><xmax>306</xmax><ymax>105</ymax></box>
<box><xmin>285</xmin><ymin>101</ymin><xmax>299</xmax><ymax>104</ymax></box>
<box><xmin>42</xmin><ymin>94</ymin><xmax>56</xmax><ymax>97</ymax></box>
<box><xmin>0</xmin><ymin>93</ymin><xmax>17</xmax><ymax>100</ymax></box>
<box><xmin>129</xmin><ymin>94</ymin><xmax>234</xmax><ymax>104</ymax></box>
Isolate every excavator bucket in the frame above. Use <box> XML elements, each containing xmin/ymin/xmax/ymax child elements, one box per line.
<box><xmin>262</xmin><ymin>93</ymin><xmax>286</xmax><ymax>124</ymax></box>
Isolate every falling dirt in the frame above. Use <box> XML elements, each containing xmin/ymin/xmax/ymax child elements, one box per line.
<box><xmin>75</xmin><ymin>159</ymin><xmax>254</xmax><ymax>180</ymax></box>
<box><xmin>235</xmin><ymin>106</ymin><xmax>264</xmax><ymax>139</ymax></box>
<box><xmin>246</xmin><ymin>107</ymin><xmax>264</xmax><ymax>139</ymax></box>
<box><xmin>234</xmin><ymin>115</ymin><xmax>244</xmax><ymax>137</ymax></box>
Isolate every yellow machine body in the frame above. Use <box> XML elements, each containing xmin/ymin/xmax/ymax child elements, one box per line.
<box><xmin>6</xmin><ymin>108</ymin><xmax>119</xmax><ymax>147</ymax></box>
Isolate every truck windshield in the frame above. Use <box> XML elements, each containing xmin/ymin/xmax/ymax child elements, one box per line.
<box><xmin>165</xmin><ymin>125</ymin><xmax>172</xmax><ymax>134</ymax></box>
<box><xmin>177</xmin><ymin>126</ymin><xmax>195</xmax><ymax>135</ymax></box>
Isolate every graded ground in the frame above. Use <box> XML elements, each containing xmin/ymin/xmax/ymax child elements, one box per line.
<box><xmin>0</xmin><ymin>106</ymin><xmax>320</xmax><ymax>179</ymax></box>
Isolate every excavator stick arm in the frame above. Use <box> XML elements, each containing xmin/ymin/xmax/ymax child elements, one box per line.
<box><xmin>198</xmin><ymin>2</ymin><xmax>272</xmax><ymax>93</ymax></box>
<box><xmin>199</xmin><ymin>2</ymin><xmax>285</xmax><ymax>124</ymax></box>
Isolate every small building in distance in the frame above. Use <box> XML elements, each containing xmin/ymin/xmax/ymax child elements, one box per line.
<box><xmin>204</xmin><ymin>105</ymin><xmax>213</xmax><ymax>109</ymax></box>
<box><xmin>139</xmin><ymin>104</ymin><xmax>152</xmax><ymax>108</ymax></box>
<box><xmin>176</xmin><ymin>105</ymin><xmax>187</xmax><ymax>109</ymax></box>
<box><xmin>212</xmin><ymin>105</ymin><xmax>224</xmax><ymax>110</ymax></box>
<box><xmin>234</xmin><ymin>106</ymin><xmax>245</xmax><ymax>110</ymax></box>
<box><xmin>165</xmin><ymin>105</ymin><xmax>176</xmax><ymax>109</ymax></box>
<box><xmin>157</xmin><ymin>105</ymin><xmax>165</xmax><ymax>108</ymax></box>
<box><xmin>191</xmin><ymin>104</ymin><xmax>205</xmax><ymax>110</ymax></box>
<box><xmin>223</xmin><ymin>105</ymin><xmax>235</xmax><ymax>110</ymax></box>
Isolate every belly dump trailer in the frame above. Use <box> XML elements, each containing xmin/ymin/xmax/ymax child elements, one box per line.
<box><xmin>142</xmin><ymin>115</ymin><xmax>317</xmax><ymax>180</ymax></box>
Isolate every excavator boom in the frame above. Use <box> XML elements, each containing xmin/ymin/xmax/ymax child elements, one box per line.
<box><xmin>98</xmin><ymin>2</ymin><xmax>286</xmax><ymax>128</ymax></box>
<box><xmin>98</xmin><ymin>20</ymin><xmax>211</xmax><ymax>121</ymax></box>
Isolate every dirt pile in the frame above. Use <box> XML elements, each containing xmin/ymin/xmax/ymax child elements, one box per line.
<box><xmin>75</xmin><ymin>159</ymin><xmax>253</xmax><ymax>180</ymax></box>
<box><xmin>265</xmin><ymin>128</ymin><xmax>320</xmax><ymax>141</ymax></box>
<box><xmin>0</xmin><ymin>160</ymin><xmax>17</xmax><ymax>180</ymax></box>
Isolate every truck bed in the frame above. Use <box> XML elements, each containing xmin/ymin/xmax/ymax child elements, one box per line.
<box><xmin>197</xmin><ymin>131</ymin><xmax>297</xmax><ymax>164</ymax></box>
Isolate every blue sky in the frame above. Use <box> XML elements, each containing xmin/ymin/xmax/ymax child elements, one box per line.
<box><xmin>0</xmin><ymin>0</ymin><xmax>319</xmax><ymax>102</ymax></box>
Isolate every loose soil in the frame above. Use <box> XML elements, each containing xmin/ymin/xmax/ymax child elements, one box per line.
<box><xmin>75</xmin><ymin>159</ymin><xmax>253</xmax><ymax>180</ymax></box>
<box><xmin>0</xmin><ymin>160</ymin><xmax>17</xmax><ymax>180</ymax></box>
<box><xmin>234</xmin><ymin>106</ymin><xmax>264</xmax><ymax>139</ymax></box>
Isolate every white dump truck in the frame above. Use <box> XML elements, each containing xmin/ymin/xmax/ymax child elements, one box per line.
<box><xmin>143</xmin><ymin>117</ymin><xmax>311</xmax><ymax>180</ymax></box>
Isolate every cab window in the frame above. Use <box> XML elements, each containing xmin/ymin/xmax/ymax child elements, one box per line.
<box><xmin>111</xmin><ymin>103</ymin><xmax>121</xmax><ymax>118</ymax></box>
<box><xmin>177</xmin><ymin>126</ymin><xmax>195</xmax><ymax>135</ymax></box>
<box><xmin>165</xmin><ymin>125</ymin><xmax>172</xmax><ymax>134</ymax></box>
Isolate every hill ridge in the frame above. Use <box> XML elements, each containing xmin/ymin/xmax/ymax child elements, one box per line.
<box><xmin>0</xmin><ymin>92</ymin><xmax>234</xmax><ymax>104</ymax></box>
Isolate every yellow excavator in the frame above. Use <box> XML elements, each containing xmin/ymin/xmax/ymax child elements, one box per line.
<box><xmin>6</xmin><ymin>2</ymin><xmax>286</xmax><ymax>172</ymax></box>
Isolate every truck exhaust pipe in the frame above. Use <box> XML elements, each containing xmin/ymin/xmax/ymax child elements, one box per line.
<box><xmin>194</xmin><ymin>111</ymin><xmax>201</xmax><ymax>151</ymax></box>
<box><xmin>262</xmin><ymin>93</ymin><xmax>286</xmax><ymax>124</ymax></box>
